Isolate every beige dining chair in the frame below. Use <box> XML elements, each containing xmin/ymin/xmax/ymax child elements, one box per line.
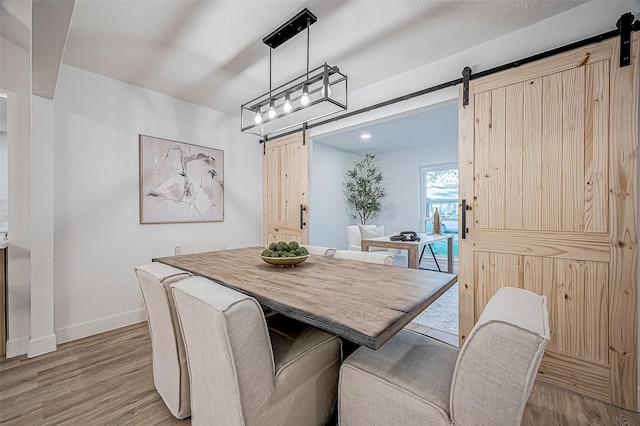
<box><xmin>339</xmin><ymin>286</ymin><xmax>550</xmax><ymax>426</ymax></box>
<box><xmin>174</xmin><ymin>242</ymin><xmax>227</xmax><ymax>255</ymax></box>
<box><xmin>334</xmin><ymin>249</ymin><xmax>394</xmax><ymax>266</ymax></box>
<box><xmin>172</xmin><ymin>276</ymin><xmax>342</xmax><ymax>426</ymax></box>
<box><xmin>301</xmin><ymin>244</ymin><xmax>336</xmax><ymax>256</ymax></box>
<box><xmin>134</xmin><ymin>262</ymin><xmax>193</xmax><ymax>419</ymax></box>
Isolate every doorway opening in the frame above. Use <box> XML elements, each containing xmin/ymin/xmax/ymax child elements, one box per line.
<box><xmin>408</xmin><ymin>163</ymin><xmax>459</xmax><ymax>345</ymax></box>
<box><xmin>420</xmin><ymin>163</ymin><xmax>458</xmax><ymax>266</ymax></box>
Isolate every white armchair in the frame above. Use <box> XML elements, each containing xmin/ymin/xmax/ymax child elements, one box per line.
<box><xmin>347</xmin><ymin>224</ymin><xmax>407</xmax><ymax>267</ymax></box>
<box><xmin>347</xmin><ymin>224</ymin><xmax>383</xmax><ymax>251</ymax></box>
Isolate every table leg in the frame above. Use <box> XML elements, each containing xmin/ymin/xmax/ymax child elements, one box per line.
<box><xmin>418</xmin><ymin>245</ymin><xmax>427</xmax><ymax>264</ymax></box>
<box><xmin>408</xmin><ymin>246</ymin><xmax>417</xmax><ymax>269</ymax></box>
<box><xmin>447</xmin><ymin>236</ymin><xmax>453</xmax><ymax>273</ymax></box>
<box><xmin>428</xmin><ymin>244</ymin><xmax>442</xmax><ymax>272</ymax></box>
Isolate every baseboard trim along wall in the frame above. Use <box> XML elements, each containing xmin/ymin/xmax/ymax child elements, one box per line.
<box><xmin>55</xmin><ymin>308</ymin><xmax>147</xmax><ymax>344</ymax></box>
<box><xmin>27</xmin><ymin>333</ymin><xmax>57</xmax><ymax>358</ymax></box>
<box><xmin>5</xmin><ymin>337</ymin><xmax>29</xmax><ymax>358</ymax></box>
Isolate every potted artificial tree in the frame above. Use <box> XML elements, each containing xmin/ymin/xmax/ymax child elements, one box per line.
<box><xmin>343</xmin><ymin>153</ymin><xmax>386</xmax><ymax>225</ymax></box>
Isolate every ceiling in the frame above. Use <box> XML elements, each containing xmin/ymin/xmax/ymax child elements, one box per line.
<box><xmin>57</xmin><ymin>0</ymin><xmax>587</xmax><ymax>118</ymax></box>
<box><xmin>313</xmin><ymin>100</ymin><xmax>458</xmax><ymax>154</ymax></box>
<box><xmin>5</xmin><ymin>0</ymin><xmax>608</xmax><ymax>154</ymax></box>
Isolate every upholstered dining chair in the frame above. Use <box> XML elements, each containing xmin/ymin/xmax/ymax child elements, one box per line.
<box><xmin>339</xmin><ymin>286</ymin><xmax>550</xmax><ymax>426</ymax></box>
<box><xmin>174</xmin><ymin>242</ymin><xmax>227</xmax><ymax>255</ymax></box>
<box><xmin>134</xmin><ymin>262</ymin><xmax>193</xmax><ymax>419</ymax></box>
<box><xmin>334</xmin><ymin>249</ymin><xmax>394</xmax><ymax>266</ymax></box>
<box><xmin>172</xmin><ymin>276</ymin><xmax>342</xmax><ymax>426</ymax></box>
<box><xmin>301</xmin><ymin>244</ymin><xmax>336</xmax><ymax>256</ymax></box>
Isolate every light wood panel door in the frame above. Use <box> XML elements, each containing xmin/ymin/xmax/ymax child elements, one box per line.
<box><xmin>458</xmin><ymin>33</ymin><xmax>638</xmax><ymax>410</ymax></box>
<box><xmin>263</xmin><ymin>131</ymin><xmax>310</xmax><ymax>246</ymax></box>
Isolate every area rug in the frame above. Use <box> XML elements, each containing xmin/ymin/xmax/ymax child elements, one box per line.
<box><xmin>412</xmin><ymin>282</ymin><xmax>458</xmax><ymax>335</ymax></box>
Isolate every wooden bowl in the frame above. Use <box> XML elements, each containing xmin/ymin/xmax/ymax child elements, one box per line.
<box><xmin>260</xmin><ymin>255</ymin><xmax>309</xmax><ymax>267</ymax></box>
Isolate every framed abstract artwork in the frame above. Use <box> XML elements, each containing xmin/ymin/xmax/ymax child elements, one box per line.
<box><xmin>139</xmin><ymin>135</ymin><xmax>224</xmax><ymax>223</ymax></box>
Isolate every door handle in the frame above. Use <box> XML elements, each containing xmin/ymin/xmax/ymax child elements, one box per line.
<box><xmin>461</xmin><ymin>199</ymin><xmax>469</xmax><ymax>239</ymax></box>
<box><xmin>300</xmin><ymin>204</ymin><xmax>307</xmax><ymax>229</ymax></box>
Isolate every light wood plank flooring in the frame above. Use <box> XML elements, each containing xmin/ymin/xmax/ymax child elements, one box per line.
<box><xmin>1</xmin><ymin>322</ymin><xmax>639</xmax><ymax>425</ymax></box>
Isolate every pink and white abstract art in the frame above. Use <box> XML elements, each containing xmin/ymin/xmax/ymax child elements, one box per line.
<box><xmin>139</xmin><ymin>135</ymin><xmax>224</xmax><ymax>223</ymax></box>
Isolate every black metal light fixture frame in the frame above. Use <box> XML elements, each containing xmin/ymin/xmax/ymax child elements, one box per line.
<box><xmin>241</xmin><ymin>9</ymin><xmax>348</xmax><ymax>137</ymax></box>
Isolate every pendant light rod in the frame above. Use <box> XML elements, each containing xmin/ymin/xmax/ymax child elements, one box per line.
<box><xmin>306</xmin><ymin>18</ymin><xmax>310</xmax><ymax>79</ymax></box>
<box><xmin>269</xmin><ymin>48</ymin><xmax>272</xmax><ymax>98</ymax></box>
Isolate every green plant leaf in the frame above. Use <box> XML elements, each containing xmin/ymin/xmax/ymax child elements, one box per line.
<box><xmin>343</xmin><ymin>153</ymin><xmax>386</xmax><ymax>225</ymax></box>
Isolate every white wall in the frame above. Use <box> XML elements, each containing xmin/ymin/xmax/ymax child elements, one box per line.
<box><xmin>309</xmin><ymin>142</ymin><xmax>359</xmax><ymax>249</ymax></box>
<box><xmin>377</xmin><ymin>142</ymin><xmax>458</xmax><ymax>234</ymax></box>
<box><xmin>1</xmin><ymin>35</ymin><xmax>32</xmax><ymax>357</ymax></box>
<box><xmin>52</xmin><ymin>65</ymin><xmax>262</xmax><ymax>344</ymax></box>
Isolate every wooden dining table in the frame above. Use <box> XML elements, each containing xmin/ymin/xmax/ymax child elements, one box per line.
<box><xmin>154</xmin><ymin>246</ymin><xmax>457</xmax><ymax>350</ymax></box>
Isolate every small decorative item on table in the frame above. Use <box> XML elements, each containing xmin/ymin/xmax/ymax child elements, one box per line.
<box><xmin>261</xmin><ymin>241</ymin><xmax>309</xmax><ymax>267</ymax></box>
<box><xmin>432</xmin><ymin>207</ymin><xmax>442</xmax><ymax>234</ymax></box>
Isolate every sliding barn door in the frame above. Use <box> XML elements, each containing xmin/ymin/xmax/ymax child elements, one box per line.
<box><xmin>263</xmin><ymin>131</ymin><xmax>310</xmax><ymax>246</ymax></box>
<box><xmin>458</xmin><ymin>33</ymin><xmax>638</xmax><ymax>410</ymax></box>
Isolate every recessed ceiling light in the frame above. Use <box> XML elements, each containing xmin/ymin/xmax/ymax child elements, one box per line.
<box><xmin>360</xmin><ymin>133</ymin><xmax>371</xmax><ymax>140</ymax></box>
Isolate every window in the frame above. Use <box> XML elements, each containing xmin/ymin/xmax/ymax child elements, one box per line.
<box><xmin>420</xmin><ymin>163</ymin><xmax>458</xmax><ymax>256</ymax></box>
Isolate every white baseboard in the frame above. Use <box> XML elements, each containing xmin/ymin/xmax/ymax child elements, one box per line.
<box><xmin>5</xmin><ymin>337</ymin><xmax>29</xmax><ymax>358</ymax></box>
<box><xmin>27</xmin><ymin>333</ymin><xmax>57</xmax><ymax>358</ymax></box>
<box><xmin>55</xmin><ymin>308</ymin><xmax>147</xmax><ymax>344</ymax></box>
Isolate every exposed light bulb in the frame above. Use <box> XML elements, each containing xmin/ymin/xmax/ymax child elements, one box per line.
<box><xmin>322</xmin><ymin>71</ymin><xmax>332</xmax><ymax>97</ymax></box>
<box><xmin>254</xmin><ymin>110</ymin><xmax>263</xmax><ymax>124</ymax></box>
<box><xmin>283</xmin><ymin>93</ymin><xmax>292</xmax><ymax>113</ymax></box>
<box><xmin>300</xmin><ymin>83</ymin><xmax>310</xmax><ymax>106</ymax></box>
<box><xmin>267</xmin><ymin>99</ymin><xmax>277</xmax><ymax>119</ymax></box>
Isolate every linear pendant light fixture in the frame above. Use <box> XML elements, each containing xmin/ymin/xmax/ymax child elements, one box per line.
<box><xmin>241</xmin><ymin>9</ymin><xmax>348</xmax><ymax>137</ymax></box>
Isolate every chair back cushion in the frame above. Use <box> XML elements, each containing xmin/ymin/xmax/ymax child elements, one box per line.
<box><xmin>171</xmin><ymin>276</ymin><xmax>275</xmax><ymax>425</ymax></box>
<box><xmin>174</xmin><ymin>242</ymin><xmax>227</xmax><ymax>255</ymax></box>
<box><xmin>334</xmin><ymin>249</ymin><xmax>394</xmax><ymax>266</ymax></box>
<box><xmin>301</xmin><ymin>244</ymin><xmax>336</xmax><ymax>256</ymax></box>
<box><xmin>134</xmin><ymin>263</ymin><xmax>192</xmax><ymax>419</ymax></box>
<box><xmin>450</xmin><ymin>287</ymin><xmax>550</xmax><ymax>426</ymax></box>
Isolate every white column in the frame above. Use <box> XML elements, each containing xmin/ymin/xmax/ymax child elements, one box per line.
<box><xmin>28</xmin><ymin>94</ymin><xmax>56</xmax><ymax>357</ymax></box>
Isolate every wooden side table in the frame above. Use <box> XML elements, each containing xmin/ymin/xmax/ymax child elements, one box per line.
<box><xmin>361</xmin><ymin>233</ymin><xmax>454</xmax><ymax>272</ymax></box>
